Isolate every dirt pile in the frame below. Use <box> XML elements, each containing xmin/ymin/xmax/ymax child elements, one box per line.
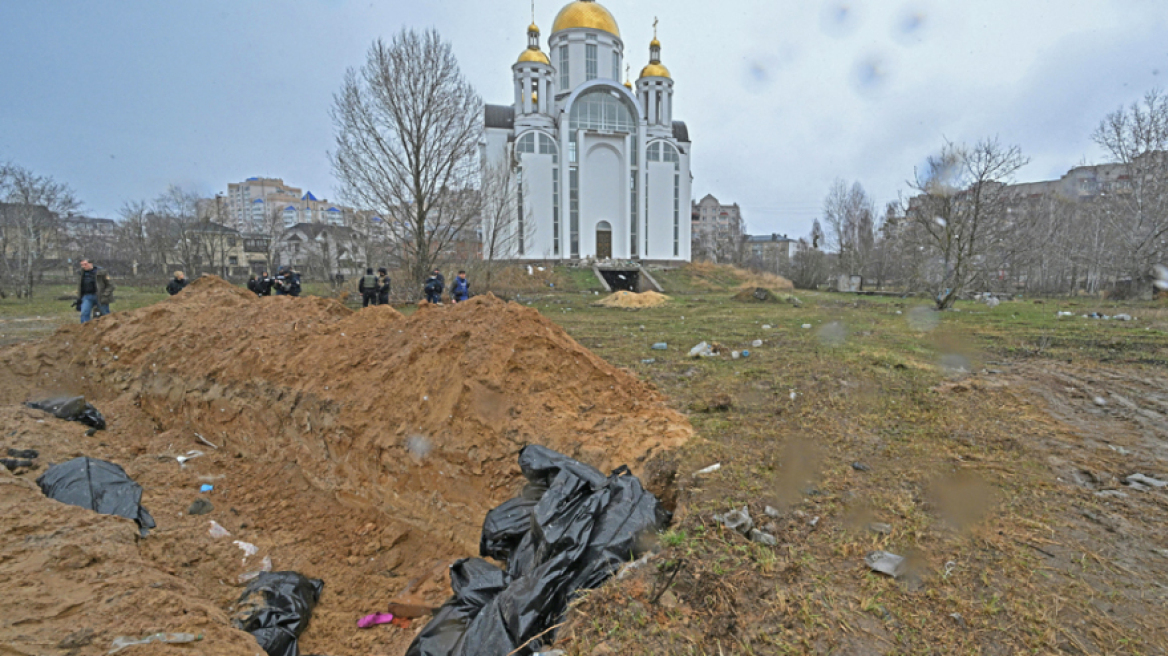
<box><xmin>595</xmin><ymin>290</ymin><xmax>670</xmax><ymax>308</ymax></box>
<box><xmin>0</xmin><ymin>276</ymin><xmax>691</xmax><ymax>654</ymax></box>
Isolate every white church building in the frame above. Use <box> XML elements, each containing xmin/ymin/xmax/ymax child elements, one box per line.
<box><xmin>482</xmin><ymin>0</ymin><xmax>693</xmax><ymax>263</ymax></box>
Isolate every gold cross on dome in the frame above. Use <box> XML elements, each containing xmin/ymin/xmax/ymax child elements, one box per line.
<box><xmin>653</xmin><ymin>17</ymin><xmax>659</xmax><ymax>39</ymax></box>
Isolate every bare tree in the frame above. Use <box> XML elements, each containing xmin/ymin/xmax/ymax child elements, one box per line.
<box><xmin>0</xmin><ymin>163</ymin><xmax>80</xmax><ymax>298</ymax></box>
<box><xmin>1091</xmin><ymin>88</ymin><xmax>1168</xmax><ymax>292</ymax></box>
<box><xmin>479</xmin><ymin>151</ymin><xmax>541</xmax><ymax>290</ymax></box>
<box><xmin>330</xmin><ymin>28</ymin><xmax>482</xmax><ymax>288</ymax></box>
<box><xmin>822</xmin><ymin>179</ymin><xmax>878</xmax><ymax>277</ymax></box>
<box><xmin>906</xmin><ymin>139</ymin><xmax>1028</xmax><ymax>309</ymax></box>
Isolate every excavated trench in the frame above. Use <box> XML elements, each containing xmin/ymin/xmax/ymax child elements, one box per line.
<box><xmin>0</xmin><ymin>277</ymin><xmax>692</xmax><ymax>655</ymax></box>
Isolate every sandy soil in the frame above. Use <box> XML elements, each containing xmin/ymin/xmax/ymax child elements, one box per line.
<box><xmin>0</xmin><ymin>277</ymin><xmax>692</xmax><ymax>656</ymax></box>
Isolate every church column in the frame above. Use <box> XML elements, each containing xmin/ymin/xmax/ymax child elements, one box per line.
<box><xmin>522</xmin><ymin>70</ymin><xmax>533</xmax><ymax>115</ymax></box>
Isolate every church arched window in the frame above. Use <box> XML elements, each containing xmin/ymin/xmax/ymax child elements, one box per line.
<box><xmin>569</xmin><ymin>88</ymin><xmax>637</xmax><ymax>134</ymax></box>
<box><xmin>517</xmin><ymin>132</ymin><xmax>537</xmax><ymax>154</ymax></box>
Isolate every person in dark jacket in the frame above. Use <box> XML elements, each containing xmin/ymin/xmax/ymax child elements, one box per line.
<box><xmin>358</xmin><ymin>268</ymin><xmax>379</xmax><ymax>307</ymax></box>
<box><xmin>451</xmin><ymin>270</ymin><xmax>470</xmax><ymax>303</ymax></box>
<box><xmin>166</xmin><ymin>271</ymin><xmax>188</xmax><ymax>296</ymax></box>
<box><xmin>432</xmin><ymin>269</ymin><xmax>445</xmax><ymax>291</ymax></box>
<box><xmin>259</xmin><ymin>271</ymin><xmax>274</xmax><ymax>296</ymax></box>
<box><xmin>274</xmin><ymin>267</ymin><xmax>301</xmax><ymax>297</ymax></box>
<box><xmin>423</xmin><ymin>274</ymin><xmax>443</xmax><ymax>304</ymax></box>
<box><xmin>377</xmin><ymin>267</ymin><xmax>391</xmax><ymax>306</ymax></box>
<box><xmin>246</xmin><ymin>274</ymin><xmax>259</xmax><ymax>296</ymax></box>
<box><xmin>75</xmin><ymin>258</ymin><xmax>115</xmax><ymax>323</ymax></box>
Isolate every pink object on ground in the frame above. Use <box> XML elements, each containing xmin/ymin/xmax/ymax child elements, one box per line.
<box><xmin>357</xmin><ymin>613</ymin><xmax>395</xmax><ymax>629</ymax></box>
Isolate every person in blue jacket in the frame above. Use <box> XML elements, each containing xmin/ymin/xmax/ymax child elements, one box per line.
<box><xmin>451</xmin><ymin>270</ymin><xmax>470</xmax><ymax>303</ymax></box>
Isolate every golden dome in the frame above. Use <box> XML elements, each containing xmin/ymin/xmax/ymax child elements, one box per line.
<box><xmin>529</xmin><ymin>22</ymin><xmax>540</xmax><ymax>34</ymax></box>
<box><xmin>650</xmin><ymin>37</ymin><xmax>661</xmax><ymax>48</ymax></box>
<box><xmin>518</xmin><ymin>48</ymin><xmax>551</xmax><ymax>65</ymax></box>
<box><xmin>552</xmin><ymin>1</ymin><xmax>620</xmax><ymax>37</ymax></box>
<box><xmin>624</xmin><ymin>79</ymin><xmax>633</xmax><ymax>89</ymax></box>
<box><xmin>640</xmin><ymin>62</ymin><xmax>671</xmax><ymax>79</ymax></box>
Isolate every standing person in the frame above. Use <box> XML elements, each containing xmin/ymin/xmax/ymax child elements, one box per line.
<box><xmin>75</xmin><ymin>258</ymin><xmax>115</xmax><ymax>323</ymax></box>
<box><xmin>451</xmin><ymin>270</ymin><xmax>470</xmax><ymax>303</ymax></box>
<box><xmin>246</xmin><ymin>274</ymin><xmax>259</xmax><ymax>296</ymax></box>
<box><xmin>259</xmin><ymin>271</ymin><xmax>274</xmax><ymax>296</ymax></box>
<box><xmin>359</xmin><ymin>267</ymin><xmax>379</xmax><ymax>307</ymax></box>
<box><xmin>166</xmin><ymin>271</ymin><xmax>188</xmax><ymax>296</ymax></box>
<box><xmin>286</xmin><ymin>267</ymin><xmax>302</xmax><ymax>297</ymax></box>
<box><xmin>423</xmin><ymin>272</ymin><xmax>443</xmax><ymax>304</ymax></box>
<box><xmin>377</xmin><ymin>267</ymin><xmax>391</xmax><ymax>306</ymax></box>
<box><xmin>433</xmin><ymin>268</ymin><xmax>445</xmax><ymax>292</ymax></box>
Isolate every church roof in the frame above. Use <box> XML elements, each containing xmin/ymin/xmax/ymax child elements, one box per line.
<box><xmin>552</xmin><ymin>1</ymin><xmax>620</xmax><ymax>38</ymax></box>
<box><xmin>484</xmin><ymin>104</ymin><xmax>515</xmax><ymax>130</ymax></box>
<box><xmin>672</xmin><ymin>121</ymin><xmax>689</xmax><ymax>142</ymax></box>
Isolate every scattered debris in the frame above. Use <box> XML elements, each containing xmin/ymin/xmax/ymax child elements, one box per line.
<box><xmin>1093</xmin><ymin>396</ymin><xmax>1108</xmax><ymax>407</ymax></box>
<box><xmin>232</xmin><ymin>572</ymin><xmax>324</xmax><ymax>656</ymax></box>
<box><xmin>651</xmin><ymin>343</ymin><xmax>668</xmax><ymax>350</ymax></box>
<box><xmin>194</xmin><ymin>433</ymin><xmax>220</xmax><ymax>449</ymax></box>
<box><xmin>688</xmin><ymin>341</ymin><xmax>718</xmax><ymax>358</ymax></box>
<box><xmin>25</xmin><ymin>396</ymin><xmax>106</xmax><ymax>430</ymax></box>
<box><xmin>741</xmin><ymin>350</ymin><xmax>751</xmax><ymax>358</ymax></box>
<box><xmin>865</xmin><ymin>550</ymin><xmax>906</xmax><ymax>578</ymax></box>
<box><xmin>1</xmin><ymin>458</ymin><xmax>36</xmax><ymax>472</ymax></box>
<box><xmin>1095</xmin><ymin>490</ymin><xmax>1129</xmax><ymax>499</ymax></box>
<box><xmin>208</xmin><ymin>520</ymin><xmax>231</xmax><ymax>538</ymax></box>
<box><xmin>238</xmin><ymin>556</ymin><xmax>274</xmax><ymax>584</ymax></box>
<box><xmin>868</xmin><ymin>522</ymin><xmax>893</xmax><ymax>535</ymax></box>
<box><xmin>358</xmin><ymin>613</ymin><xmax>395</xmax><ymax>629</ymax></box>
<box><xmin>764</xmin><ymin>506</ymin><xmax>781</xmax><ymax>519</ymax></box>
<box><xmin>176</xmin><ymin>450</ymin><xmax>204</xmax><ymax>467</ymax></box>
<box><xmin>852</xmin><ymin>462</ymin><xmax>871</xmax><ymax>472</ymax></box>
<box><xmin>762</xmin><ymin>324</ymin><xmax>773</xmax><ymax>330</ymax></box>
<box><xmin>234</xmin><ymin>541</ymin><xmax>259</xmax><ymax>561</ymax></box>
<box><xmin>713</xmin><ymin>506</ymin><xmax>753</xmax><ymax>535</ymax></box>
<box><xmin>731</xmin><ymin>351</ymin><xmax>741</xmax><ymax>360</ymax></box>
<box><xmin>1125</xmin><ymin>474</ymin><xmax>1167</xmax><ymax>489</ymax></box>
<box><xmin>37</xmin><ymin>457</ymin><xmax>155</xmax><ymax>536</ymax></box>
<box><xmin>406</xmin><ymin>446</ymin><xmax>669</xmax><ymax>656</ymax></box>
<box><xmin>616</xmin><ymin>552</ymin><xmax>655</xmax><ymax>580</ymax></box>
<box><xmin>748</xmin><ymin>528</ymin><xmax>778</xmax><ymax>546</ymax></box>
<box><xmin>108</xmin><ymin>632</ymin><xmax>202</xmax><ymax>654</ymax></box>
<box><xmin>752</xmin><ymin>340</ymin><xmax>763</xmax><ymax>348</ymax></box>
<box><xmin>694</xmin><ymin>463</ymin><xmax>722</xmax><ymax>476</ymax></box>
<box><xmin>7</xmin><ymin>448</ymin><xmax>38</xmax><ymax>459</ymax></box>
<box><xmin>641</xmin><ymin>358</ymin><xmax>657</xmax><ymax>365</ymax></box>
<box><xmin>802</xmin><ymin>324</ymin><xmax>813</xmax><ymax>329</ymax></box>
<box><xmin>200</xmin><ymin>484</ymin><xmax>214</xmax><ymax>493</ymax></box>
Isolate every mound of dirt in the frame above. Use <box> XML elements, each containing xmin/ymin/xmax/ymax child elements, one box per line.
<box><xmin>595</xmin><ymin>290</ymin><xmax>670</xmax><ymax>308</ymax></box>
<box><xmin>0</xmin><ymin>276</ymin><xmax>691</xmax><ymax>654</ymax></box>
<box><xmin>733</xmin><ymin>287</ymin><xmax>782</xmax><ymax>303</ymax></box>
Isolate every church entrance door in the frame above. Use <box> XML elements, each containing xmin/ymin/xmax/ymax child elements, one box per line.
<box><xmin>596</xmin><ymin>221</ymin><xmax>613</xmax><ymax>260</ymax></box>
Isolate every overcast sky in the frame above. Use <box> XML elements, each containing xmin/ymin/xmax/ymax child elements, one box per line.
<box><xmin>1</xmin><ymin>0</ymin><xmax>1165</xmax><ymax>238</ymax></box>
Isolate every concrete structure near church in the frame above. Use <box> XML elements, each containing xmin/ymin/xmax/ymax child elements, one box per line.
<box><xmin>482</xmin><ymin>0</ymin><xmax>693</xmax><ymax>263</ymax></box>
<box><xmin>225</xmin><ymin>177</ymin><xmax>355</xmax><ymax>232</ymax></box>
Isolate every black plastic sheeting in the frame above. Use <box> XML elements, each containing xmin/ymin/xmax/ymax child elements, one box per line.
<box><xmin>26</xmin><ymin>396</ymin><xmax>107</xmax><ymax>430</ymax></box>
<box><xmin>232</xmin><ymin>572</ymin><xmax>324</xmax><ymax>656</ymax></box>
<box><xmin>36</xmin><ymin>457</ymin><xmax>156</xmax><ymax>536</ymax></box>
<box><xmin>406</xmin><ymin>445</ymin><xmax>671</xmax><ymax>656</ymax></box>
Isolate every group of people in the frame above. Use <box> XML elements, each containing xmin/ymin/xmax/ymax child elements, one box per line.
<box><xmin>245</xmin><ymin>267</ymin><xmax>303</xmax><ymax>297</ymax></box>
<box><xmin>72</xmin><ymin>257</ymin><xmax>470</xmax><ymax>326</ymax></box>
<box><xmin>424</xmin><ymin>269</ymin><xmax>470</xmax><ymax>304</ymax></box>
<box><xmin>357</xmin><ymin>268</ymin><xmax>392</xmax><ymax>307</ymax></box>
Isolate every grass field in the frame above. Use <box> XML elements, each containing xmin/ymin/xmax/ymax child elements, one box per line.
<box><xmin>3</xmin><ymin>273</ymin><xmax>1167</xmax><ymax>654</ymax></box>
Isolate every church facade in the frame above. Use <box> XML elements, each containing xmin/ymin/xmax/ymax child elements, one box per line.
<box><xmin>482</xmin><ymin>0</ymin><xmax>692</xmax><ymax>263</ymax></box>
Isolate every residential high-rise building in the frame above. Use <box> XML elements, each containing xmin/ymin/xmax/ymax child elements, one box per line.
<box><xmin>224</xmin><ymin>177</ymin><xmax>353</xmax><ymax>231</ymax></box>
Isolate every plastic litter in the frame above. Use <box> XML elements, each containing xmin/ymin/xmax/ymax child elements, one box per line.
<box><xmin>741</xmin><ymin>350</ymin><xmax>750</xmax><ymax>358</ymax></box>
<box><xmin>235</xmin><ymin>540</ymin><xmax>260</xmax><ymax>560</ymax></box>
<box><xmin>25</xmin><ymin>396</ymin><xmax>107</xmax><ymax>430</ymax></box>
<box><xmin>8</xmin><ymin>448</ymin><xmax>38</xmax><ymax>459</ymax></box>
<box><xmin>239</xmin><ymin>556</ymin><xmax>274</xmax><ymax>583</ymax></box>
<box><xmin>358</xmin><ymin>612</ymin><xmax>396</xmax><ymax>629</ymax></box>
<box><xmin>200</xmin><ymin>484</ymin><xmax>214</xmax><ymax>493</ymax></box>
<box><xmin>209</xmin><ymin>520</ymin><xmax>231</xmax><ymax>538</ymax></box>
<box><xmin>713</xmin><ymin>506</ymin><xmax>753</xmax><ymax>535</ymax></box>
<box><xmin>108</xmin><ymin>632</ymin><xmax>201</xmax><ymax>654</ymax></box>
<box><xmin>731</xmin><ymin>351</ymin><xmax>740</xmax><ymax>360</ymax></box>
<box><xmin>651</xmin><ymin>342</ymin><xmax>668</xmax><ymax>350</ymax></box>
<box><xmin>1126</xmin><ymin>473</ymin><xmax>1167</xmax><ymax>489</ymax></box>
<box><xmin>37</xmin><ymin>457</ymin><xmax>155</xmax><ymax>536</ymax></box>
<box><xmin>865</xmin><ymin>550</ymin><xmax>906</xmax><ymax>578</ymax></box>
<box><xmin>752</xmin><ymin>340</ymin><xmax>763</xmax><ymax>347</ymax></box>
<box><xmin>802</xmin><ymin>324</ymin><xmax>812</xmax><ymax>329</ymax></box>
<box><xmin>405</xmin><ymin>445</ymin><xmax>670</xmax><ymax>656</ymax></box>
<box><xmin>641</xmin><ymin>358</ymin><xmax>657</xmax><ymax>364</ymax></box>
<box><xmin>1</xmin><ymin>458</ymin><xmax>35</xmax><ymax>471</ymax></box>
<box><xmin>688</xmin><ymin>341</ymin><xmax>717</xmax><ymax>358</ymax></box>
<box><xmin>176</xmin><ymin>450</ymin><xmax>204</xmax><ymax>467</ymax></box>
<box><xmin>694</xmin><ymin>463</ymin><xmax>722</xmax><ymax>476</ymax></box>
<box><xmin>762</xmin><ymin>324</ymin><xmax>773</xmax><ymax>330</ymax></box>
<box><xmin>232</xmin><ymin>571</ymin><xmax>324</xmax><ymax>656</ymax></box>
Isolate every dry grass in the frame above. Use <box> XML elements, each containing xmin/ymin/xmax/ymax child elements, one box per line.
<box><xmin>595</xmin><ymin>291</ymin><xmax>671</xmax><ymax>308</ymax></box>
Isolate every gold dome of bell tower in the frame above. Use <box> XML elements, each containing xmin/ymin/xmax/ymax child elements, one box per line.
<box><xmin>639</xmin><ymin>18</ymin><xmax>671</xmax><ymax>79</ymax></box>
<box><xmin>516</xmin><ymin>17</ymin><xmax>550</xmax><ymax>65</ymax></box>
<box><xmin>551</xmin><ymin>0</ymin><xmax>621</xmax><ymax>38</ymax></box>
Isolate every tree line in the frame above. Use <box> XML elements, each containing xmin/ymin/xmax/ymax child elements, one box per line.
<box><xmin>782</xmin><ymin>89</ymin><xmax>1168</xmax><ymax>308</ymax></box>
